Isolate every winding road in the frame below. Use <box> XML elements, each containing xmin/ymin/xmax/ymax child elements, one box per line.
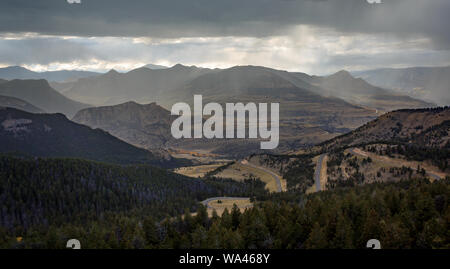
<box><xmin>314</xmin><ymin>154</ymin><xmax>326</xmax><ymax>191</ymax></box>
<box><xmin>201</xmin><ymin>197</ymin><xmax>252</xmax><ymax>209</ymax></box>
<box><xmin>200</xmin><ymin>161</ymin><xmax>283</xmax><ymax>209</ymax></box>
<box><xmin>240</xmin><ymin>160</ymin><xmax>283</xmax><ymax>192</ymax></box>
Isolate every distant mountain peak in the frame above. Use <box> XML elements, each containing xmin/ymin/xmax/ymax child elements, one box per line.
<box><xmin>171</xmin><ymin>63</ymin><xmax>188</xmax><ymax>69</ymax></box>
<box><xmin>331</xmin><ymin>70</ymin><xmax>353</xmax><ymax>78</ymax></box>
<box><xmin>170</xmin><ymin>63</ymin><xmax>200</xmax><ymax>70</ymax></box>
<box><xmin>106</xmin><ymin>69</ymin><xmax>119</xmax><ymax>75</ymax></box>
<box><xmin>122</xmin><ymin>100</ymin><xmax>139</xmax><ymax>105</ymax></box>
<box><xmin>5</xmin><ymin>66</ymin><xmax>29</xmax><ymax>70</ymax></box>
<box><xmin>0</xmin><ymin>66</ymin><xmax>101</xmax><ymax>82</ymax></box>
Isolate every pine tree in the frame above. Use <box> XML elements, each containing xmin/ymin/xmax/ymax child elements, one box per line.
<box><xmin>143</xmin><ymin>216</ymin><xmax>159</xmax><ymax>247</ymax></box>
<box><xmin>305</xmin><ymin>222</ymin><xmax>328</xmax><ymax>249</ymax></box>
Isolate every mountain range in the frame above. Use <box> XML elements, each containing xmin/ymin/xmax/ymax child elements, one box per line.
<box><xmin>0</xmin><ymin>64</ymin><xmax>439</xmax><ymax>156</ymax></box>
<box><xmin>0</xmin><ymin>66</ymin><xmax>100</xmax><ymax>82</ymax></box>
<box><xmin>51</xmin><ymin>64</ymin><xmax>432</xmax><ymax>111</ymax></box>
<box><xmin>69</xmin><ymin>66</ymin><xmax>380</xmax><ymax>156</ymax></box>
<box><xmin>63</xmin><ymin>64</ymin><xmax>434</xmax><ymax>156</ymax></box>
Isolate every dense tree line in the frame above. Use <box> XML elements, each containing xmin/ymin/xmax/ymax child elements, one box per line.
<box><xmin>2</xmin><ymin>177</ymin><xmax>447</xmax><ymax>249</ymax></box>
<box><xmin>0</xmin><ymin>155</ymin><xmax>267</xmax><ymax>241</ymax></box>
<box><xmin>130</xmin><ymin>177</ymin><xmax>450</xmax><ymax>249</ymax></box>
<box><xmin>282</xmin><ymin>157</ymin><xmax>315</xmax><ymax>192</ymax></box>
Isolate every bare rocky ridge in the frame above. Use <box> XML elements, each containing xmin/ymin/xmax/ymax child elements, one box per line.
<box><xmin>73</xmin><ymin>101</ymin><xmax>175</xmax><ymax>150</ymax></box>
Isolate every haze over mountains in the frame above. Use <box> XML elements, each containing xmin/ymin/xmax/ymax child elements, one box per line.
<box><xmin>0</xmin><ymin>95</ymin><xmax>44</xmax><ymax>113</ymax></box>
<box><xmin>305</xmin><ymin>70</ymin><xmax>434</xmax><ymax>111</ymax></box>
<box><xmin>49</xmin><ymin>64</ymin><xmax>433</xmax><ymax>111</ymax></box>
<box><xmin>1</xmin><ymin>63</ymin><xmax>440</xmax><ymax>109</ymax></box>
<box><xmin>0</xmin><ymin>79</ymin><xmax>89</xmax><ymax>117</ymax></box>
<box><xmin>53</xmin><ymin>64</ymin><xmax>213</xmax><ymax>106</ymax></box>
<box><xmin>353</xmin><ymin>66</ymin><xmax>450</xmax><ymax>106</ymax></box>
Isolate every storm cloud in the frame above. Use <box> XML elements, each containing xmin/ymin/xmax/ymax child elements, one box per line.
<box><xmin>0</xmin><ymin>0</ymin><xmax>449</xmax><ymax>46</ymax></box>
<box><xmin>0</xmin><ymin>0</ymin><xmax>449</xmax><ymax>73</ymax></box>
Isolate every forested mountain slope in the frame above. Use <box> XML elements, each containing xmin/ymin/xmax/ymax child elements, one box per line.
<box><xmin>0</xmin><ymin>155</ymin><xmax>267</xmax><ymax>246</ymax></box>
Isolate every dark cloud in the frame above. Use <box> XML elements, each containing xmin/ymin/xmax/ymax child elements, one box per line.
<box><xmin>0</xmin><ymin>0</ymin><xmax>449</xmax><ymax>47</ymax></box>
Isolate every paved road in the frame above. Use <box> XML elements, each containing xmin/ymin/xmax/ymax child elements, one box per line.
<box><xmin>348</xmin><ymin>148</ymin><xmax>442</xmax><ymax>180</ymax></box>
<box><xmin>314</xmin><ymin>154</ymin><xmax>326</xmax><ymax>191</ymax></box>
<box><xmin>201</xmin><ymin>197</ymin><xmax>251</xmax><ymax>209</ymax></box>
<box><xmin>241</xmin><ymin>160</ymin><xmax>282</xmax><ymax>192</ymax></box>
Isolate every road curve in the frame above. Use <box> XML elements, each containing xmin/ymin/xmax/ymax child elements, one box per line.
<box><xmin>348</xmin><ymin>148</ymin><xmax>442</xmax><ymax>180</ymax></box>
<box><xmin>201</xmin><ymin>197</ymin><xmax>251</xmax><ymax>209</ymax></box>
<box><xmin>241</xmin><ymin>160</ymin><xmax>282</xmax><ymax>192</ymax></box>
<box><xmin>314</xmin><ymin>154</ymin><xmax>326</xmax><ymax>191</ymax></box>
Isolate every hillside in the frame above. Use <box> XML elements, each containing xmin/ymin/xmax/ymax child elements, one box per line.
<box><xmin>0</xmin><ymin>79</ymin><xmax>89</xmax><ymax>117</ymax></box>
<box><xmin>353</xmin><ymin>66</ymin><xmax>450</xmax><ymax>106</ymax></box>
<box><xmin>0</xmin><ymin>95</ymin><xmax>44</xmax><ymax>113</ymax></box>
<box><xmin>72</xmin><ymin>101</ymin><xmax>175</xmax><ymax>150</ymax></box>
<box><xmin>0</xmin><ymin>107</ymin><xmax>184</xmax><ymax>167</ymax></box>
<box><xmin>0</xmin><ymin>66</ymin><xmax>100</xmax><ymax>82</ymax></box>
<box><xmin>318</xmin><ymin>107</ymin><xmax>450</xmax><ymax>152</ymax></box>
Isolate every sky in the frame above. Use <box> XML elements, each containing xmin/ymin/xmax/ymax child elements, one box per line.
<box><xmin>0</xmin><ymin>0</ymin><xmax>449</xmax><ymax>75</ymax></box>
